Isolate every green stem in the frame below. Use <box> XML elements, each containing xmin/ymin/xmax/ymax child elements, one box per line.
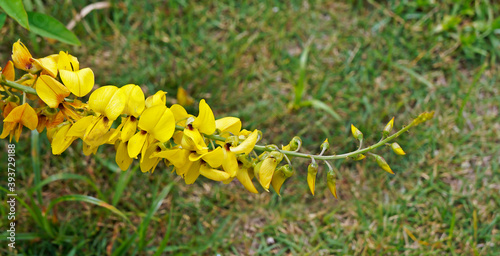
<box><xmin>1</xmin><ymin>80</ymin><xmax>37</xmax><ymax>95</ymax></box>
<box><xmin>180</xmin><ymin>121</ymin><xmax>415</xmax><ymax>161</ymax></box>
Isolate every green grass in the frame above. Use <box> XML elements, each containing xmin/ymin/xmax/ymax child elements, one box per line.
<box><xmin>1</xmin><ymin>0</ymin><xmax>499</xmax><ymax>255</ymax></box>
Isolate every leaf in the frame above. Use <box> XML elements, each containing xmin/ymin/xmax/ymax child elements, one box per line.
<box><xmin>47</xmin><ymin>195</ymin><xmax>131</xmax><ymax>225</ymax></box>
<box><xmin>27</xmin><ymin>11</ymin><xmax>80</xmax><ymax>45</ymax></box>
<box><xmin>0</xmin><ymin>13</ymin><xmax>6</xmax><ymax>29</ymax></box>
<box><xmin>0</xmin><ymin>0</ymin><xmax>29</xmax><ymax>29</ymax></box>
<box><xmin>28</xmin><ymin>173</ymin><xmax>103</xmax><ymax>199</ymax></box>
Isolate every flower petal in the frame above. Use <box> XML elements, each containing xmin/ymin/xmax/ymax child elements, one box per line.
<box><xmin>138</xmin><ymin>105</ymin><xmax>164</xmax><ymax>132</ymax></box>
<box><xmin>145</xmin><ymin>90</ymin><xmax>166</xmax><ymax>108</ymax></box>
<box><xmin>192</xmin><ymin>99</ymin><xmax>215</xmax><ymax>135</ymax></box>
<box><xmin>57</xmin><ymin>51</ymin><xmax>79</xmax><ymax>71</ymax></box>
<box><xmin>236</xmin><ymin>168</ymin><xmax>258</xmax><ymax>194</ymax></box>
<box><xmin>151</xmin><ymin>108</ymin><xmax>175</xmax><ymax>142</ymax></box>
<box><xmin>222</xmin><ymin>149</ymin><xmax>238</xmax><ymax>177</ymax></box>
<box><xmin>2</xmin><ymin>61</ymin><xmax>15</xmax><ymax>81</ymax></box>
<box><xmin>51</xmin><ymin>123</ymin><xmax>77</xmax><ymax>155</ymax></box>
<box><xmin>215</xmin><ymin>117</ymin><xmax>241</xmax><ymax>135</ymax></box>
<box><xmin>60</xmin><ymin>68</ymin><xmax>94</xmax><ymax>97</ymax></box>
<box><xmin>89</xmin><ymin>85</ymin><xmax>118</xmax><ymax>115</ymax></box>
<box><xmin>127</xmin><ymin>131</ymin><xmax>147</xmax><ymax>158</ymax></box>
<box><xmin>230</xmin><ymin>129</ymin><xmax>259</xmax><ymax>154</ymax></box>
<box><xmin>199</xmin><ymin>164</ymin><xmax>230</xmax><ymax>181</ymax></box>
<box><xmin>116</xmin><ymin>141</ymin><xmax>134</xmax><ymax>171</ymax></box>
<box><xmin>36</xmin><ymin>75</ymin><xmax>71</xmax><ymax>108</ymax></box>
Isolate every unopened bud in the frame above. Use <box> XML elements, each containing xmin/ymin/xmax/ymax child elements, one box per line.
<box><xmin>351</xmin><ymin>124</ymin><xmax>363</xmax><ymax>141</ymax></box>
<box><xmin>288</xmin><ymin>136</ymin><xmax>301</xmax><ymax>151</ymax></box>
<box><xmin>371</xmin><ymin>154</ymin><xmax>394</xmax><ymax>174</ymax></box>
<box><xmin>320</xmin><ymin>139</ymin><xmax>330</xmax><ymax>152</ymax></box>
<box><xmin>326</xmin><ymin>169</ymin><xmax>338</xmax><ymax>199</ymax></box>
<box><xmin>383</xmin><ymin>117</ymin><xmax>394</xmax><ymax>137</ymax></box>
<box><xmin>259</xmin><ymin>156</ymin><xmax>279</xmax><ymax>191</ymax></box>
<box><xmin>271</xmin><ymin>164</ymin><xmax>294</xmax><ymax>196</ymax></box>
<box><xmin>412</xmin><ymin>111</ymin><xmax>435</xmax><ymax>125</ymax></box>
<box><xmin>307</xmin><ymin>162</ymin><xmax>319</xmax><ymax>195</ymax></box>
<box><xmin>390</xmin><ymin>143</ymin><xmax>406</xmax><ymax>155</ymax></box>
<box><xmin>351</xmin><ymin>154</ymin><xmax>366</xmax><ymax>161</ymax></box>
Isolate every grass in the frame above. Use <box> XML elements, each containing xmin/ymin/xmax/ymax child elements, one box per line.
<box><xmin>1</xmin><ymin>0</ymin><xmax>499</xmax><ymax>255</ymax></box>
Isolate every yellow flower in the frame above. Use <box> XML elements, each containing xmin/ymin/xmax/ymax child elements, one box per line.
<box><xmin>236</xmin><ymin>167</ymin><xmax>258</xmax><ymax>193</ymax></box>
<box><xmin>307</xmin><ymin>162</ymin><xmax>318</xmax><ymax>196</ymax></box>
<box><xmin>58</xmin><ymin>51</ymin><xmax>94</xmax><ymax>97</ymax></box>
<box><xmin>68</xmin><ymin>86</ymin><xmax>126</xmax><ymax>147</ymax></box>
<box><xmin>50</xmin><ymin>123</ymin><xmax>78</xmax><ymax>155</ymax></box>
<box><xmin>145</xmin><ymin>90</ymin><xmax>167</xmax><ymax>108</ymax></box>
<box><xmin>127</xmin><ymin>105</ymin><xmax>175</xmax><ymax>159</ymax></box>
<box><xmin>271</xmin><ymin>164</ymin><xmax>294</xmax><ymax>196</ymax></box>
<box><xmin>0</xmin><ymin>103</ymin><xmax>38</xmax><ymax>142</ymax></box>
<box><xmin>11</xmin><ymin>40</ymin><xmax>41</xmax><ymax>73</ymax></box>
<box><xmin>35</xmin><ymin>75</ymin><xmax>71</xmax><ymax>108</ymax></box>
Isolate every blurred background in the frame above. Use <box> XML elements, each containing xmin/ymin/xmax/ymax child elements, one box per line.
<box><xmin>1</xmin><ymin>0</ymin><xmax>499</xmax><ymax>255</ymax></box>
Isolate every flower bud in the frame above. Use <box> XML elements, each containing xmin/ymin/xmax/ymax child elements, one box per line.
<box><xmin>370</xmin><ymin>154</ymin><xmax>394</xmax><ymax>174</ymax></box>
<box><xmin>271</xmin><ymin>164</ymin><xmax>294</xmax><ymax>196</ymax></box>
<box><xmin>288</xmin><ymin>136</ymin><xmax>301</xmax><ymax>151</ymax></box>
<box><xmin>326</xmin><ymin>169</ymin><xmax>338</xmax><ymax>199</ymax></box>
<box><xmin>259</xmin><ymin>156</ymin><xmax>279</xmax><ymax>191</ymax></box>
<box><xmin>390</xmin><ymin>142</ymin><xmax>406</xmax><ymax>155</ymax></box>
<box><xmin>351</xmin><ymin>124</ymin><xmax>363</xmax><ymax>141</ymax></box>
<box><xmin>307</xmin><ymin>162</ymin><xmax>319</xmax><ymax>195</ymax></box>
<box><xmin>320</xmin><ymin>138</ymin><xmax>330</xmax><ymax>152</ymax></box>
<box><xmin>412</xmin><ymin>111</ymin><xmax>435</xmax><ymax>125</ymax></box>
<box><xmin>383</xmin><ymin>117</ymin><xmax>394</xmax><ymax>137</ymax></box>
<box><xmin>351</xmin><ymin>154</ymin><xmax>366</xmax><ymax>161</ymax></box>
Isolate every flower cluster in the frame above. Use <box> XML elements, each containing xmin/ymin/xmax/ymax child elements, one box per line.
<box><xmin>1</xmin><ymin>40</ymin><xmax>433</xmax><ymax>197</ymax></box>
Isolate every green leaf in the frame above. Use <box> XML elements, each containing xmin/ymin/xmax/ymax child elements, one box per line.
<box><xmin>0</xmin><ymin>0</ymin><xmax>29</xmax><ymax>29</ymax></box>
<box><xmin>47</xmin><ymin>195</ymin><xmax>131</xmax><ymax>225</ymax></box>
<box><xmin>28</xmin><ymin>173</ymin><xmax>103</xmax><ymax>199</ymax></box>
<box><xmin>27</xmin><ymin>11</ymin><xmax>80</xmax><ymax>45</ymax></box>
<box><xmin>0</xmin><ymin>13</ymin><xmax>6</xmax><ymax>29</ymax></box>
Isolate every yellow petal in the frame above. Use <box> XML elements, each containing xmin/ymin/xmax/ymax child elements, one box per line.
<box><xmin>177</xmin><ymin>86</ymin><xmax>194</xmax><ymax>106</ymax></box>
<box><xmin>82</xmin><ymin>142</ymin><xmax>98</xmax><ymax>156</ymax></box>
<box><xmin>259</xmin><ymin>157</ymin><xmax>278</xmax><ymax>191</ymax></box>
<box><xmin>0</xmin><ymin>122</ymin><xmax>17</xmax><ymax>141</ymax></box>
<box><xmin>4</xmin><ymin>103</ymin><xmax>38</xmax><ymax>130</ymax></box>
<box><xmin>51</xmin><ymin>124</ymin><xmax>77</xmax><ymax>155</ymax></box>
<box><xmin>192</xmin><ymin>99</ymin><xmax>215</xmax><ymax>135</ymax></box>
<box><xmin>230</xmin><ymin>129</ymin><xmax>259</xmax><ymax>154</ymax></box>
<box><xmin>36</xmin><ymin>75</ymin><xmax>71</xmax><ymax>108</ymax></box>
<box><xmin>127</xmin><ymin>131</ymin><xmax>147</xmax><ymax>158</ymax></box>
<box><xmin>151</xmin><ymin>108</ymin><xmax>175</xmax><ymax>142</ymax></box>
<box><xmin>60</xmin><ymin>68</ymin><xmax>94</xmax><ymax>97</ymax></box>
<box><xmin>145</xmin><ymin>90</ymin><xmax>166</xmax><ymax>108</ymax></box>
<box><xmin>121</xmin><ymin>116</ymin><xmax>138</xmax><ymax>142</ymax></box>
<box><xmin>184</xmin><ymin>160</ymin><xmax>201</xmax><ymax>184</ymax></box>
<box><xmin>116</xmin><ymin>141</ymin><xmax>133</xmax><ymax>170</ymax></box>
<box><xmin>33</xmin><ymin>54</ymin><xmax>58</xmax><ymax>77</ymax></box>
<box><xmin>121</xmin><ymin>84</ymin><xmax>145</xmax><ymax>117</ymax></box>
<box><xmin>181</xmin><ymin>128</ymin><xmax>208</xmax><ymax>153</ymax></box>
<box><xmin>188</xmin><ymin>147</ymin><xmax>223</xmax><ymax>168</ymax></box>
<box><xmin>199</xmin><ymin>164</ymin><xmax>230</xmax><ymax>181</ymax></box>
<box><xmin>67</xmin><ymin>116</ymin><xmax>94</xmax><ymax>138</ymax></box>
<box><xmin>236</xmin><ymin>168</ymin><xmax>258</xmax><ymax>193</ymax></box>
<box><xmin>105</xmin><ymin>86</ymin><xmax>127</xmax><ymax>120</ymax></box>
<box><xmin>138</xmin><ymin>105</ymin><xmax>165</xmax><ymax>132</ymax></box>
<box><xmin>57</xmin><ymin>51</ymin><xmax>79</xmax><ymax>71</ymax></box>
<box><xmin>140</xmin><ymin>143</ymin><xmax>161</xmax><ymax>173</ymax></box>
<box><xmin>2</xmin><ymin>61</ymin><xmax>15</xmax><ymax>81</ymax></box>
<box><xmin>12</xmin><ymin>40</ymin><xmax>37</xmax><ymax>72</ymax></box>
<box><xmin>83</xmin><ymin>115</ymin><xmax>113</xmax><ymax>147</ymax></box>
<box><xmin>89</xmin><ymin>85</ymin><xmax>118</xmax><ymax>115</ymax></box>
<box><xmin>222</xmin><ymin>149</ymin><xmax>238</xmax><ymax>177</ymax></box>
<box><xmin>170</xmin><ymin>104</ymin><xmax>190</xmax><ymax>126</ymax></box>
<box><xmin>215</xmin><ymin>117</ymin><xmax>241</xmax><ymax>136</ymax></box>
<box><xmin>153</xmin><ymin>147</ymin><xmax>190</xmax><ymax>170</ymax></box>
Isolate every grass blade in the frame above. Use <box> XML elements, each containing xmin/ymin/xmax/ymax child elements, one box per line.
<box><xmin>28</xmin><ymin>173</ymin><xmax>103</xmax><ymax>199</ymax></box>
<box><xmin>31</xmin><ymin>130</ymin><xmax>42</xmax><ymax>205</ymax></box>
<box><xmin>293</xmin><ymin>43</ymin><xmax>311</xmax><ymax>107</ymax></box>
<box><xmin>138</xmin><ymin>183</ymin><xmax>174</xmax><ymax>251</ymax></box>
<box><xmin>301</xmin><ymin>99</ymin><xmax>342</xmax><ymax>121</ymax></box>
<box><xmin>47</xmin><ymin>195</ymin><xmax>131</xmax><ymax>225</ymax></box>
